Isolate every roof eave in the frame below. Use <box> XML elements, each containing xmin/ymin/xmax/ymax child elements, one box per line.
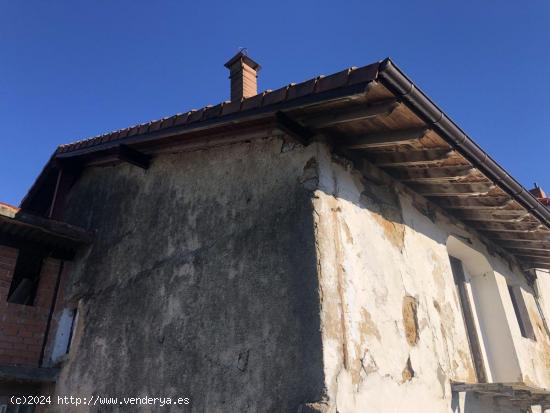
<box><xmin>20</xmin><ymin>65</ymin><xmax>381</xmax><ymax>210</ymax></box>
<box><xmin>377</xmin><ymin>58</ymin><xmax>550</xmax><ymax>233</ymax></box>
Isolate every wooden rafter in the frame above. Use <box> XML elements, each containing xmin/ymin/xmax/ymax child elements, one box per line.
<box><xmin>411</xmin><ymin>182</ymin><xmax>495</xmax><ymax>197</ymax></box>
<box><xmin>521</xmin><ymin>261</ymin><xmax>550</xmax><ymax>269</ymax></box>
<box><xmin>371</xmin><ymin>149</ymin><xmax>453</xmax><ymax>167</ymax></box>
<box><xmin>275</xmin><ymin>111</ymin><xmax>312</xmax><ymax>146</ymax></box>
<box><xmin>487</xmin><ymin>233</ymin><xmax>550</xmax><ymax>242</ymax></box>
<box><xmin>452</xmin><ymin>210</ymin><xmax>532</xmax><ymax>223</ymax></box>
<box><xmin>343</xmin><ymin>127</ymin><xmax>429</xmax><ymax>149</ymax></box>
<box><xmin>512</xmin><ymin>251</ymin><xmax>550</xmax><ymax>260</ymax></box>
<box><xmin>473</xmin><ymin>222</ymin><xmax>545</xmax><ymax>233</ymax></box>
<box><xmin>117</xmin><ymin>144</ymin><xmax>152</xmax><ymax>169</ymax></box>
<box><xmin>502</xmin><ymin>243</ymin><xmax>550</xmax><ymax>252</ymax></box>
<box><xmin>305</xmin><ymin>99</ymin><xmax>399</xmax><ymax>129</ymax></box>
<box><xmin>388</xmin><ymin>166</ymin><xmax>474</xmax><ymax>183</ymax></box>
<box><xmin>435</xmin><ymin>197</ymin><xmax>517</xmax><ymax>210</ymax></box>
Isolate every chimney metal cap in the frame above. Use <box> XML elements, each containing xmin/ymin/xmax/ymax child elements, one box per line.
<box><xmin>224</xmin><ymin>50</ymin><xmax>261</xmax><ymax>71</ymax></box>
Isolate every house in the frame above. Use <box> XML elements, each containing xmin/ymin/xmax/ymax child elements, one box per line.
<box><xmin>1</xmin><ymin>51</ymin><xmax>550</xmax><ymax>412</ymax></box>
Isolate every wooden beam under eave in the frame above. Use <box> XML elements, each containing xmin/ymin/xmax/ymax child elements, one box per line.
<box><xmin>410</xmin><ymin>182</ymin><xmax>495</xmax><ymax>197</ymax></box>
<box><xmin>473</xmin><ymin>222</ymin><xmax>545</xmax><ymax>233</ymax></box>
<box><xmin>496</xmin><ymin>234</ymin><xmax>550</xmax><ymax>246</ymax></box>
<box><xmin>453</xmin><ymin>210</ymin><xmax>532</xmax><ymax>222</ymax></box>
<box><xmin>512</xmin><ymin>251</ymin><xmax>550</xmax><ymax>260</ymax></box>
<box><xmin>342</xmin><ymin>127</ymin><xmax>429</xmax><ymax>149</ymax></box>
<box><xmin>502</xmin><ymin>243</ymin><xmax>550</xmax><ymax>252</ymax></box>
<box><xmin>388</xmin><ymin>166</ymin><xmax>474</xmax><ymax>183</ymax></box>
<box><xmin>371</xmin><ymin>149</ymin><xmax>453</xmax><ymax>167</ymax></box>
<box><xmin>0</xmin><ymin>212</ymin><xmax>93</xmax><ymax>245</ymax></box>
<box><xmin>509</xmin><ymin>252</ymin><xmax>550</xmax><ymax>263</ymax></box>
<box><xmin>305</xmin><ymin>99</ymin><xmax>399</xmax><ymax>129</ymax></box>
<box><xmin>435</xmin><ymin>197</ymin><xmax>517</xmax><ymax>210</ymax></box>
<box><xmin>117</xmin><ymin>144</ymin><xmax>152</xmax><ymax>169</ymax></box>
<box><xmin>486</xmin><ymin>233</ymin><xmax>550</xmax><ymax>241</ymax></box>
<box><xmin>471</xmin><ymin>217</ymin><xmax>537</xmax><ymax>224</ymax></box>
<box><xmin>521</xmin><ymin>261</ymin><xmax>550</xmax><ymax>270</ymax></box>
<box><xmin>275</xmin><ymin>111</ymin><xmax>312</xmax><ymax>146</ymax></box>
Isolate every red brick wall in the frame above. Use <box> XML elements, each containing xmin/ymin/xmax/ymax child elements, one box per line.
<box><xmin>0</xmin><ymin>245</ymin><xmax>62</xmax><ymax>367</ymax></box>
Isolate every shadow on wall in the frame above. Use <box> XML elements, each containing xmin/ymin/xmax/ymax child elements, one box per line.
<box><xmin>57</xmin><ymin>150</ymin><xmax>327</xmax><ymax>412</ymax></box>
<box><xmin>321</xmin><ymin>157</ymin><xmax>445</xmax><ymax>252</ymax></box>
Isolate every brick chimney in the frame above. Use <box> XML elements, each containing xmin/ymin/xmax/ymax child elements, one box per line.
<box><xmin>530</xmin><ymin>183</ymin><xmax>550</xmax><ymax>207</ymax></box>
<box><xmin>224</xmin><ymin>50</ymin><xmax>261</xmax><ymax>101</ymax></box>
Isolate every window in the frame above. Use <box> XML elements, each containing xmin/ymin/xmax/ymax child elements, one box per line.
<box><xmin>507</xmin><ymin>285</ymin><xmax>535</xmax><ymax>340</ymax></box>
<box><xmin>449</xmin><ymin>255</ymin><xmax>488</xmax><ymax>383</ymax></box>
<box><xmin>447</xmin><ymin>236</ymin><xmax>523</xmax><ymax>383</ymax></box>
<box><xmin>51</xmin><ymin>308</ymin><xmax>78</xmax><ymax>363</ymax></box>
<box><xmin>7</xmin><ymin>249</ymin><xmax>44</xmax><ymax>306</ymax></box>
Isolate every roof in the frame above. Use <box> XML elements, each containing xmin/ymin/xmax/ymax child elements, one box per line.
<box><xmin>19</xmin><ymin>58</ymin><xmax>550</xmax><ymax>271</ymax></box>
<box><xmin>531</xmin><ymin>187</ymin><xmax>550</xmax><ymax>207</ymax></box>
<box><xmin>0</xmin><ymin>364</ymin><xmax>59</xmax><ymax>384</ymax></box>
<box><xmin>0</xmin><ymin>201</ymin><xmax>19</xmax><ymax>218</ymax></box>
<box><xmin>0</xmin><ymin>200</ymin><xmax>92</xmax><ymax>258</ymax></box>
<box><xmin>54</xmin><ymin>63</ymin><xmax>377</xmax><ymax>155</ymax></box>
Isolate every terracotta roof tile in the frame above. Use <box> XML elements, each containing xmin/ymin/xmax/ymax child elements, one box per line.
<box><xmin>160</xmin><ymin>116</ymin><xmax>176</xmax><ymax>129</ymax></box>
<box><xmin>0</xmin><ymin>201</ymin><xmax>19</xmax><ymax>216</ymax></box>
<box><xmin>99</xmin><ymin>133</ymin><xmax>112</xmax><ymax>144</ymax></box>
<box><xmin>127</xmin><ymin>126</ymin><xmax>140</xmax><ymax>137</ymax></box>
<box><xmin>287</xmin><ymin>78</ymin><xmax>319</xmax><ymax>100</ymax></box>
<box><xmin>241</xmin><ymin>93</ymin><xmax>265</xmax><ymax>111</ymax></box>
<box><xmin>262</xmin><ymin>86</ymin><xmax>288</xmax><ymax>106</ymax></box>
<box><xmin>203</xmin><ymin>103</ymin><xmax>224</xmax><ymax>120</ymax></box>
<box><xmin>149</xmin><ymin>119</ymin><xmax>163</xmax><ymax>132</ymax></box>
<box><xmin>220</xmin><ymin>100</ymin><xmax>242</xmax><ymax>116</ymax></box>
<box><xmin>317</xmin><ymin>69</ymin><xmax>351</xmax><ymax>93</ymax></box>
<box><xmin>348</xmin><ymin>64</ymin><xmax>379</xmax><ymax>85</ymax></box>
<box><xmin>118</xmin><ymin>128</ymin><xmax>130</xmax><ymax>139</ymax></box>
<box><xmin>173</xmin><ymin>112</ymin><xmax>189</xmax><ymax>126</ymax></box>
<box><xmin>188</xmin><ymin>109</ymin><xmax>205</xmax><ymax>123</ymax></box>
<box><xmin>137</xmin><ymin>124</ymin><xmax>150</xmax><ymax>135</ymax></box>
<box><xmin>90</xmin><ymin>137</ymin><xmax>102</xmax><ymax>147</ymax></box>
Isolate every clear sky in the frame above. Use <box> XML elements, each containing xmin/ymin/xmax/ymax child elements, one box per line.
<box><xmin>1</xmin><ymin>1</ymin><xmax>549</xmax><ymax>206</ymax></box>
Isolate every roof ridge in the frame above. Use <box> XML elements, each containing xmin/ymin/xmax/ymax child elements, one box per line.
<box><xmin>55</xmin><ymin>63</ymin><xmax>380</xmax><ymax>154</ymax></box>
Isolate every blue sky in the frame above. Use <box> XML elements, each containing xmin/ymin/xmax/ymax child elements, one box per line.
<box><xmin>1</xmin><ymin>1</ymin><xmax>549</xmax><ymax>206</ymax></box>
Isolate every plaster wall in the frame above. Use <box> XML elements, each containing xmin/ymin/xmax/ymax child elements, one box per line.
<box><xmin>44</xmin><ymin>135</ymin><xmax>550</xmax><ymax>413</ymax></box>
<box><xmin>310</xmin><ymin>143</ymin><xmax>550</xmax><ymax>413</ymax></box>
<box><xmin>536</xmin><ymin>269</ymin><xmax>550</xmax><ymax>332</ymax></box>
<box><xmin>47</xmin><ymin>136</ymin><xmax>325</xmax><ymax>413</ymax></box>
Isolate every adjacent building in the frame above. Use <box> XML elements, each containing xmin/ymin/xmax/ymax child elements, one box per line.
<box><xmin>2</xmin><ymin>52</ymin><xmax>550</xmax><ymax>412</ymax></box>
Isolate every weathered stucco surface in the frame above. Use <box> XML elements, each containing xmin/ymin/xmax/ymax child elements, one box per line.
<box><xmin>49</xmin><ymin>136</ymin><xmax>325</xmax><ymax>412</ymax></box>
<box><xmin>47</xmin><ymin>135</ymin><xmax>550</xmax><ymax>412</ymax></box>
<box><xmin>309</xmin><ymin>143</ymin><xmax>550</xmax><ymax>413</ymax></box>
